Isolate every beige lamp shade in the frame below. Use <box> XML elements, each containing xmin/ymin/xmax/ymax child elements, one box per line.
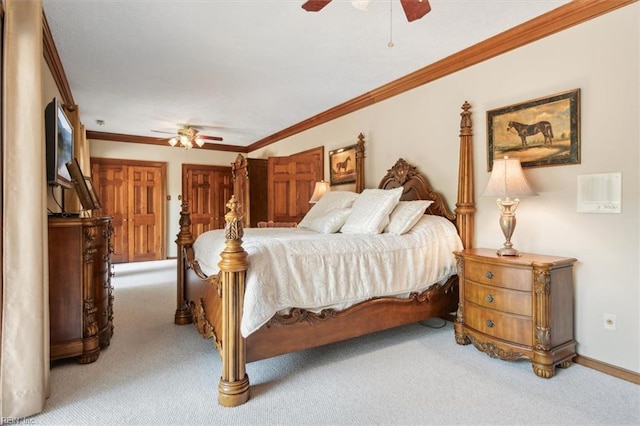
<box><xmin>309</xmin><ymin>181</ymin><xmax>330</xmax><ymax>203</ymax></box>
<box><xmin>482</xmin><ymin>157</ymin><xmax>537</xmax><ymax>198</ymax></box>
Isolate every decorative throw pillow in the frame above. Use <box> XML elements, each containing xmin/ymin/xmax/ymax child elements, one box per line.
<box><xmin>297</xmin><ymin>191</ymin><xmax>359</xmax><ymax>229</ymax></box>
<box><xmin>308</xmin><ymin>208</ymin><xmax>352</xmax><ymax>234</ymax></box>
<box><xmin>340</xmin><ymin>187</ymin><xmax>403</xmax><ymax>235</ymax></box>
<box><xmin>385</xmin><ymin>200</ymin><xmax>433</xmax><ymax>235</ymax></box>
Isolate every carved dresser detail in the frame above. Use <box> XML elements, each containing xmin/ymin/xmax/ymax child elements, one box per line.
<box><xmin>454</xmin><ymin>248</ymin><xmax>576</xmax><ymax>378</ymax></box>
<box><xmin>48</xmin><ymin>216</ymin><xmax>114</xmax><ymax>363</ymax></box>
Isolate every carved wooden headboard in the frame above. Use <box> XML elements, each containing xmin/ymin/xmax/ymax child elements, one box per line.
<box><xmin>378</xmin><ymin>158</ymin><xmax>456</xmax><ymax>224</ymax></box>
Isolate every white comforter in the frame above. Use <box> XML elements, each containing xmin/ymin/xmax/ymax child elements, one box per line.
<box><xmin>193</xmin><ymin>215</ymin><xmax>463</xmax><ymax>337</ymax></box>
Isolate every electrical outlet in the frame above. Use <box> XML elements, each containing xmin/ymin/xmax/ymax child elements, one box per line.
<box><xmin>604</xmin><ymin>313</ymin><xmax>616</xmax><ymax>331</ymax></box>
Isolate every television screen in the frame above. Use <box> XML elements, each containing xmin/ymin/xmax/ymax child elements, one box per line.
<box><xmin>45</xmin><ymin>98</ymin><xmax>73</xmax><ymax>189</ymax></box>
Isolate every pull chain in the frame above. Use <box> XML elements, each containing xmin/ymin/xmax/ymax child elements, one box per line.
<box><xmin>388</xmin><ymin>0</ymin><xmax>394</xmax><ymax>47</ymax></box>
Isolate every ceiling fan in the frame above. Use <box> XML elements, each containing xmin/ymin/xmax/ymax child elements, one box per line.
<box><xmin>302</xmin><ymin>0</ymin><xmax>431</xmax><ymax>22</ymax></box>
<box><xmin>151</xmin><ymin>125</ymin><xmax>223</xmax><ymax>149</ymax></box>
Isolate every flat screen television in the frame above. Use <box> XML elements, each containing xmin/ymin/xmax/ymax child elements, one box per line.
<box><xmin>45</xmin><ymin>97</ymin><xmax>74</xmax><ymax>189</ymax></box>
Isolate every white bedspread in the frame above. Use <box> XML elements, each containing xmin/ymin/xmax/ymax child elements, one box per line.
<box><xmin>193</xmin><ymin>215</ymin><xmax>463</xmax><ymax>337</ymax></box>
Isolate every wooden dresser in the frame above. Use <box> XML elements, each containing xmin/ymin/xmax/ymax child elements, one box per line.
<box><xmin>48</xmin><ymin>216</ymin><xmax>114</xmax><ymax>363</ymax></box>
<box><xmin>454</xmin><ymin>248</ymin><xmax>577</xmax><ymax>378</ymax></box>
<box><xmin>232</xmin><ymin>154</ymin><xmax>268</xmax><ymax>227</ymax></box>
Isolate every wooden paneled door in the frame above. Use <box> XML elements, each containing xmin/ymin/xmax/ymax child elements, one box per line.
<box><xmin>91</xmin><ymin>158</ymin><xmax>166</xmax><ymax>263</ymax></box>
<box><xmin>268</xmin><ymin>146</ymin><xmax>323</xmax><ymax>223</ymax></box>
<box><xmin>128</xmin><ymin>165</ymin><xmax>164</xmax><ymax>262</ymax></box>
<box><xmin>182</xmin><ymin>164</ymin><xmax>233</xmax><ymax>240</ymax></box>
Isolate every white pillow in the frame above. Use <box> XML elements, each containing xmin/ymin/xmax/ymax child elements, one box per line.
<box><xmin>297</xmin><ymin>191</ymin><xmax>359</xmax><ymax>229</ymax></box>
<box><xmin>308</xmin><ymin>208</ymin><xmax>352</xmax><ymax>234</ymax></box>
<box><xmin>384</xmin><ymin>200</ymin><xmax>434</xmax><ymax>235</ymax></box>
<box><xmin>340</xmin><ymin>187</ymin><xmax>403</xmax><ymax>235</ymax></box>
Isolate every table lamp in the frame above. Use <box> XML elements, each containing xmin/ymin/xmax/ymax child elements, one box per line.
<box><xmin>309</xmin><ymin>181</ymin><xmax>330</xmax><ymax>203</ymax></box>
<box><xmin>482</xmin><ymin>156</ymin><xmax>537</xmax><ymax>256</ymax></box>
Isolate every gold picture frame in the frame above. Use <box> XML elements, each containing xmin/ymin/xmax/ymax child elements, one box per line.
<box><xmin>487</xmin><ymin>89</ymin><xmax>580</xmax><ymax>170</ymax></box>
<box><xmin>329</xmin><ymin>144</ymin><xmax>356</xmax><ymax>185</ymax></box>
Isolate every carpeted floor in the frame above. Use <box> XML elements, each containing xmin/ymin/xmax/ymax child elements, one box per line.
<box><xmin>33</xmin><ymin>260</ymin><xmax>639</xmax><ymax>425</ymax></box>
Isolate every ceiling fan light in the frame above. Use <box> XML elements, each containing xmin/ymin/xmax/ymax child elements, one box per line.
<box><xmin>168</xmin><ymin>137</ymin><xmax>178</xmax><ymax>147</ymax></box>
<box><xmin>351</xmin><ymin>0</ymin><xmax>370</xmax><ymax>11</ymax></box>
<box><xmin>195</xmin><ymin>137</ymin><xmax>205</xmax><ymax>147</ymax></box>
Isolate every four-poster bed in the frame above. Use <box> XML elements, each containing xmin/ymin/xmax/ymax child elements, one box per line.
<box><xmin>174</xmin><ymin>102</ymin><xmax>475</xmax><ymax>406</ymax></box>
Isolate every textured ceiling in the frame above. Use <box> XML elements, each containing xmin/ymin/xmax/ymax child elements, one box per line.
<box><xmin>41</xmin><ymin>0</ymin><xmax>570</xmax><ymax>148</ymax></box>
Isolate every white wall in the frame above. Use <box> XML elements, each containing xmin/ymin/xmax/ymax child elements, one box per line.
<box><xmin>89</xmin><ymin>140</ymin><xmax>239</xmax><ymax>257</ymax></box>
<box><xmin>251</xmin><ymin>5</ymin><xmax>640</xmax><ymax>373</ymax></box>
<box><xmin>83</xmin><ymin>5</ymin><xmax>638</xmax><ymax>372</ymax></box>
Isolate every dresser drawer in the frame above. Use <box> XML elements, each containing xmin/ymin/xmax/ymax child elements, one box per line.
<box><xmin>465</xmin><ymin>260</ymin><xmax>531</xmax><ymax>291</ymax></box>
<box><xmin>465</xmin><ymin>280</ymin><xmax>532</xmax><ymax>317</ymax></box>
<box><xmin>464</xmin><ymin>302</ymin><xmax>532</xmax><ymax>346</ymax></box>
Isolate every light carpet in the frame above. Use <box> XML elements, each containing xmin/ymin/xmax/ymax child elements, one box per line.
<box><xmin>33</xmin><ymin>260</ymin><xmax>639</xmax><ymax>425</ymax></box>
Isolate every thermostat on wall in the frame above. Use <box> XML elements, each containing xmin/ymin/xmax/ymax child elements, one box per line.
<box><xmin>577</xmin><ymin>172</ymin><xmax>622</xmax><ymax>213</ymax></box>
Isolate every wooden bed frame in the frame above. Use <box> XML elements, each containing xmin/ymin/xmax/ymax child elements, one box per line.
<box><xmin>174</xmin><ymin>102</ymin><xmax>475</xmax><ymax>407</ymax></box>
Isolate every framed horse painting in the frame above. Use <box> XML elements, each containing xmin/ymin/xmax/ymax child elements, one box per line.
<box><xmin>487</xmin><ymin>89</ymin><xmax>580</xmax><ymax>170</ymax></box>
<box><xmin>329</xmin><ymin>144</ymin><xmax>356</xmax><ymax>185</ymax></box>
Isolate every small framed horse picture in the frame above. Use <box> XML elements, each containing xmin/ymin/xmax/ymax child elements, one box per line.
<box><xmin>487</xmin><ymin>89</ymin><xmax>580</xmax><ymax>170</ymax></box>
<box><xmin>329</xmin><ymin>144</ymin><xmax>356</xmax><ymax>185</ymax></box>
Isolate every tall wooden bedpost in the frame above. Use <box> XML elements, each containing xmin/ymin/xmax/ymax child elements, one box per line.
<box><xmin>175</xmin><ymin>202</ymin><xmax>194</xmax><ymax>325</ymax></box>
<box><xmin>355</xmin><ymin>132</ymin><xmax>365</xmax><ymax>193</ymax></box>
<box><xmin>217</xmin><ymin>196</ymin><xmax>250</xmax><ymax>407</ymax></box>
<box><xmin>455</xmin><ymin>101</ymin><xmax>475</xmax><ymax>250</ymax></box>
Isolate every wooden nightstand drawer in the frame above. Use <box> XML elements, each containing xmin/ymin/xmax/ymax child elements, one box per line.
<box><xmin>465</xmin><ymin>260</ymin><xmax>531</xmax><ymax>291</ymax></box>
<box><xmin>455</xmin><ymin>248</ymin><xmax>577</xmax><ymax>378</ymax></box>
<box><xmin>465</xmin><ymin>280</ymin><xmax>531</xmax><ymax>317</ymax></box>
<box><xmin>465</xmin><ymin>302</ymin><xmax>532</xmax><ymax>346</ymax></box>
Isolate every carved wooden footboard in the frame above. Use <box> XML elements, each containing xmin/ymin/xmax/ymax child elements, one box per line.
<box><xmin>175</xmin><ymin>102</ymin><xmax>475</xmax><ymax>407</ymax></box>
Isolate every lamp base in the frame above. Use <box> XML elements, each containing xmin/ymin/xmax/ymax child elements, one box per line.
<box><xmin>496</xmin><ymin>246</ymin><xmax>521</xmax><ymax>256</ymax></box>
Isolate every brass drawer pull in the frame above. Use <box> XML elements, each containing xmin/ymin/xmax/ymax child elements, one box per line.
<box><xmin>485</xmin><ymin>271</ymin><xmax>494</xmax><ymax>279</ymax></box>
<box><xmin>485</xmin><ymin>294</ymin><xmax>494</xmax><ymax>303</ymax></box>
<box><xmin>486</xmin><ymin>320</ymin><xmax>494</xmax><ymax>328</ymax></box>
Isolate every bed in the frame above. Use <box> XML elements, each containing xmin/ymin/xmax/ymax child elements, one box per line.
<box><xmin>174</xmin><ymin>102</ymin><xmax>476</xmax><ymax>407</ymax></box>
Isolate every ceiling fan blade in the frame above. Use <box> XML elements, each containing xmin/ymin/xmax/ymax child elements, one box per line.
<box><xmin>302</xmin><ymin>0</ymin><xmax>332</xmax><ymax>12</ymax></box>
<box><xmin>199</xmin><ymin>134</ymin><xmax>224</xmax><ymax>142</ymax></box>
<box><xmin>399</xmin><ymin>0</ymin><xmax>431</xmax><ymax>22</ymax></box>
<box><xmin>150</xmin><ymin>129</ymin><xmax>175</xmax><ymax>135</ymax></box>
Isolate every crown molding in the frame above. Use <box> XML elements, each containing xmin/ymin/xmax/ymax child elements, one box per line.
<box><xmin>247</xmin><ymin>0</ymin><xmax>637</xmax><ymax>152</ymax></box>
<box><xmin>44</xmin><ymin>0</ymin><xmax>636</xmax><ymax>153</ymax></box>
<box><xmin>42</xmin><ymin>13</ymin><xmax>74</xmax><ymax>106</ymax></box>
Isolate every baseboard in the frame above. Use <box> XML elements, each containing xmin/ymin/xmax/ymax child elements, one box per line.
<box><xmin>574</xmin><ymin>354</ymin><xmax>640</xmax><ymax>385</ymax></box>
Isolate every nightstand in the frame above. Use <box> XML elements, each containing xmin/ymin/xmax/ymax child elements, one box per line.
<box><xmin>454</xmin><ymin>248</ymin><xmax>577</xmax><ymax>378</ymax></box>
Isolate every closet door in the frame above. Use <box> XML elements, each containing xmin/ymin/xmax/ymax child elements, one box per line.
<box><xmin>268</xmin><ymin>146</ymin><xmax>323</xmax><ymax>223</ymax></box>
<box><xmin>91</xmin><ymin>158</ymin><xmax>166</xmax><ymax>263</ymax></box>
<box><xmin>91</xmin><ymin>162</ymin><xmax>128</xmax><ymax>263</ymax></box>
<box><xmin>182</xmin><ymin>164</ymin><xmax>232</xmax><ymax>240</ymax></box>
<box><xmin>128</xmin><ymin>165</ymin><xmax>164</xmax><ymax>262</ymax></box>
